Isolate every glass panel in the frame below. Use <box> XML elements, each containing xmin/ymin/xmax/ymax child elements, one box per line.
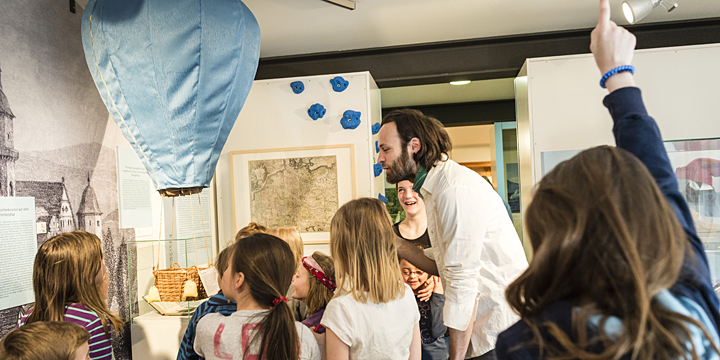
<box><xmin>502</xmin><ymin>128</ymin><xmax>522</xmax><ymax>240</ymax></box>
<box><xmin>665</xmin><ymin>138</ymin><xmax>720</xmax><ymax>288</ymax></box>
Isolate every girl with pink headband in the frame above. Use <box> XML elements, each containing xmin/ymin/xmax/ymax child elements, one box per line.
<box><xmin>292</xmin><ymin>252</ymin><xmax>336</xmax><ymax>334</ymax></box>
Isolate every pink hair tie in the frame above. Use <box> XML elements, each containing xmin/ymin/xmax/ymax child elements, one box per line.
<box><xmin>272</xmin><ymin>296</ymin><xmax>288</xmax><ymax>306</ymax></box>
<box><xmin>302</xmin><ymin>256</ymin><xmax>337</xmax><ymax>291</ymax></box>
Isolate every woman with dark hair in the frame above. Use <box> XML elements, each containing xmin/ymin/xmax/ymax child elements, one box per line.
<box><xmin>495</xmin><ymin>1</ymin><xmax>720</xmax><ymax>359</ymax></box>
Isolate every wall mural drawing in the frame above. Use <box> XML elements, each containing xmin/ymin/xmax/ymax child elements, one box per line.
<box><xmin>0</xmin><ymin>1</ymin><xmax>137</xmax><ymax>359</ymax></box>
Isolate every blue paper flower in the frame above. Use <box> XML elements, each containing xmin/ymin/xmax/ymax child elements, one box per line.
<box><xmin>340</xmin><ymin>110</ymin><xmax>361</xmax><ymax>130</ymax></box>
<box><xmin>378</xmin><ymin>193</ymin><xmax>388</xmax><ymax>204</ymax></box>
<box><xmin>372</xmin><ymin>122</ymin><xmax>381</xmax><ymax>135</ymax></box>
<box><xmin>308</xmin><ymin>103</ymin><xmax>326</xmax><ymax>120</ymax></box>
<box><xmin>291</xmin><ymin>81</ymin><xmax>304</xmax><ymax>94</ymax></box>
<box><xmin>374</xmin><ymin>163</ymin><xmax>383</xmax><ymax>177</ymax></box>
<box><xmin>330</xmin><ymin>76</ymin><xmax>349</xmax><ymax>92</ymax></box>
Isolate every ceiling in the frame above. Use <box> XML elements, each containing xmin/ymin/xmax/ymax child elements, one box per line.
<box><xmin>243</xmin><ymin>0</ymin><xmax>720</xmax><ymax>58</ymax></box>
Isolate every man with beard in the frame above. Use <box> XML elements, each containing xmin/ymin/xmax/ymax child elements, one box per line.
<box><xmin>377</xmin><ymin>112</ymin><xmax>528</xmax><ymax>360</ymax></box>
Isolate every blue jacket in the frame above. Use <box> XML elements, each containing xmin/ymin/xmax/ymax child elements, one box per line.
<box><xmin>495</xmin><ymin>87</ymin><xmax>720</xmax><ymax>359</ymax></box>
<box><xmin>177</xmin><ymin>292</ymin><xmax>237</xmax><ymax>360</ymax></box>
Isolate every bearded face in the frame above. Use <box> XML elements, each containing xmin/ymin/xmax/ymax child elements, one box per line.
<box><xmin>386</xmin><ymin>145</ymin><xmax>418</xmax><ymax>184</ymax></box>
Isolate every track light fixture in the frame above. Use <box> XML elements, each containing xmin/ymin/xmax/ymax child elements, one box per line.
<box><xmin>622</xmin><ymin>0</ymin><xmax>678</xmax><ymax>24</ymax></box>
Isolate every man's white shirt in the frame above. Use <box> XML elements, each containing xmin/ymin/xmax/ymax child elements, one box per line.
<box><xmin>421</xmin><ymin>158</ymin><xmax>528</xmax><ymax>358</ymax></box>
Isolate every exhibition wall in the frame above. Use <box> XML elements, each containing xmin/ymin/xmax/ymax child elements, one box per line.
<box><xmin>0</xmin><ymin>1</ymin><xmax>140</xmax><ymax>358</ymax></box>
<box><xmin>516</xmin><ymin>42</ymin><xmax>720</xmax><ymax>258</ymax></box>
<box><xmin>216</xmin><ymin>72</ymin><xmax>383</xmax><ymax>256</ymax></box>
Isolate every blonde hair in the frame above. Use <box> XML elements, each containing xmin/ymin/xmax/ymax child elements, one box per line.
<box><xmin>235</xmin><ymin>222</ymin><xmax>268</xmax><ymax>241</ymax></box>
<box><xmin>0</xmin><ymin>321</ymin><xmax>90</xmax><ymax>360</ymax></box>
<box><xmin>27</xmin><ymin>231</ymin><xmax>123</xmax><ymax>338</ymax></box>
<box><xmin>269</xmin><ymin>227</ymin><xmax>304</xmax><ymax>269</ymax></box>
<box><xmin>304</xmin><ymin>252</ymin><xmax>335</xmax><ymax>314</ymax></box>
<box><xmin>330</xmin><ymin>198</ymin><xmax>404</xmax><ymax>303</ymax></box>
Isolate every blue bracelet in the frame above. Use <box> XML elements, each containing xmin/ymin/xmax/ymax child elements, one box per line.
<box><xmin>599</xmin><ymin>65</ymin><xmax>635</xmax><ymax>89</ymax></box>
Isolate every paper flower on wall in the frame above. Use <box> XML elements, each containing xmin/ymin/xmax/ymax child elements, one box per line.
<box><xmin>374</xmin><ymin>163</ymin><xmax>383</xmax><ymax>177</ymax></box>
<box><xmin>291</xmin><ymin>81</ymin><xmax>305</xmax><ymax>94</ymax></box>
<box><xmin>330</xmin><ymin>76</ymin><xmax>349</xmax><ymax>92</ymax></box>
<box><xmin>372</xmin><ymin>122</ymin><xmax>381</xmax><ymax>135</ymax></box>
<box><xmin>340</xmin><ymin>110</ymin><xmax>361</xmax><ymax>130</ymax></box>
<box><xmin>378</xmin><ymin>193</ymin><xmax>388</xmax><ymax>204</ymax></box>
<box><xmin>81</xmin><ymin>0</ymin><xmax>260</xmax><ymax>196</ymax></box>
<box><xmin>308</xmin><ymin>103</ymin><xmax>326</xmax><ymax>120</ymax></box>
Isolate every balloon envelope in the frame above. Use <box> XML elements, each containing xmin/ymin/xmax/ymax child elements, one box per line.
<box><xmin>81</xmin><ymin>0</ymin><xmax>261</xmax><ymax>193</ymax></box>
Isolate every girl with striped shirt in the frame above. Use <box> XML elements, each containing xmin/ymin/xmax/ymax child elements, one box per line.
<box><xmin>18</xmin><ymin>230</ymin><xmax>123</xmax><ymax>360</ymax></box>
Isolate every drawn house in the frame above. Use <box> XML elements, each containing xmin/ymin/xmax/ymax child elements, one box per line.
<box><xmin>77</xmin><ymin>175</ymin><xmax>103</xmax><ymax>241</ymax></box>
<box><xmin>16</xmin><ymin>178</ymin><xmax>76</xmax><ymax>244</ymax></box>
<box><xmin>0</xmin><ymin>68</ymin><xmax>18</xmax><ymax>197</ymax></box>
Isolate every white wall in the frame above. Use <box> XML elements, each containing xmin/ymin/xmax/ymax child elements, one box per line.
<box><xmin>216</xmin><ymin>72</ymin><xmax>382</xmax><ymax>256</ymax></box>
<box><xmin>516</xmin><ymin>43</ymin><xmax>720</xmax><ymax>255</ymax></box>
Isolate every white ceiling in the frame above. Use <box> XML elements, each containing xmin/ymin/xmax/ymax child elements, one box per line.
<box><xmin>244</xmin><ymin>0</ymin><xmax>720</xmax><ymax>58</ymax></box>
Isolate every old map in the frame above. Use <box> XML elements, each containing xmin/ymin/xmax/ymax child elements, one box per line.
<box><xmin>249</xmin><ymin>155</ymin><xmax>339</xmax><ymax>232</ymax></box>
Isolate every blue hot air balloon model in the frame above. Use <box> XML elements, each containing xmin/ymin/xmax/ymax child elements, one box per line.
<box><xmin>81</xmin><ymin>0</ymin><xmax>261</xmax><ymax>197</ymax></box>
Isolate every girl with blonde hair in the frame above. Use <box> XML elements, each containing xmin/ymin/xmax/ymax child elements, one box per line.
<box><xmin>269</xmin><ymin>226</ymin><xmax>309</xmax><ymax>321</ymax></box>
<box><xmin>321</xmin><ymin>198</ymin><xmax>421</xmax><ymax>359</ymax></box>
<box><xmin>18</xmin><ymin>230</ymin><xmax>123</xmax><ymax>360</ymax></box>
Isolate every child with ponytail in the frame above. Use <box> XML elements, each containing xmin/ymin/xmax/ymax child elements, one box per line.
<box><xmin>194</xmin><ymin>233</ymin><xmax>321</xmax><ymax>360</ymax></box>
<box><xmin>18</xmin><ymin>230</ymin><xmax>123</xmax><ymax>360</ymax></box>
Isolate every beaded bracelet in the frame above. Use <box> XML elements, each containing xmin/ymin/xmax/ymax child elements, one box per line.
<box><xmin>599</xmin><ymin>65</ymin><xmax>635</xmax><ymax>89</ymax></box>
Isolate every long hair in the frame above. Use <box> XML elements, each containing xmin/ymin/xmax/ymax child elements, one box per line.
<box><xmin>0</xmin><ymin>321</ymin><xmax>90</xmax><ymax>360</ymax></box>
<box><xmin>269</xmin><ymin>227</ymin><xmax>304</xmax><ymax>270</ymax></box>
<box><xmin>381</xmin><ymin>109</ymin><xmax>452</xmax><ymax>169</ymax></box>
<box><xmin>506</xmin><ymin>146</ymin><xmax>716</xmax><ymax>360</ymax></box>
<box><xmin>27</xmin><ymin>231</ymin><xmax>123</xmax><ymax>338</ymax></box>
<box><xmin>330</xmin><ymin>198</ymin><xmax>404</xmax><ymax>303</ymax></box>
<box><xmin>304</xmin><ymin>252</ymin><xmax>335</xmax><ymax>314</ymax></box>
<box><xmin>232</xmin><ymin>233</ymin><xmax>299</xmax><ymax>360</ymax></box>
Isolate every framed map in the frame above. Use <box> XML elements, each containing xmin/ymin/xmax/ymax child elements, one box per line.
<box><xmin>230</xmin><ymin>145</ymin><xmax>356</xmax><ymax>244</ymax></box>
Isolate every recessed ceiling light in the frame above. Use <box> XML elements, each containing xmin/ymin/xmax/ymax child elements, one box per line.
<box><xmin>450</xmin><ymin>80</ymin><xmax>471</xmax><ymax>86</ymax></box>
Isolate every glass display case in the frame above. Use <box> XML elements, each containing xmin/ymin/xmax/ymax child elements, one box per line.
<box><xmin>127</xmin><ymin>237</ymin><xmax>215</xmax><ymax>324</ymax></box>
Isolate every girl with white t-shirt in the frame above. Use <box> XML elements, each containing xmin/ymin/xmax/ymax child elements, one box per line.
<box><xmin>321</xmin><ymin>198</ymin><xmax>422</xmax><ymax>360</ymax></box>
<box><xmin>194</xmin><ymin>233</ymin><xmax>321</xmax><ymax>360</ymax></box>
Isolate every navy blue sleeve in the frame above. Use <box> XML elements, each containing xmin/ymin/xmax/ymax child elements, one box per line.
<box><xmin>605</xmin><ymin>87</ymin><xmax>720</xmax><ymax>333</ymax></box>
<box><xmin>429</xmin><ymin>293</ymin><xmax>448</xmax><ymax>339</ymax></box>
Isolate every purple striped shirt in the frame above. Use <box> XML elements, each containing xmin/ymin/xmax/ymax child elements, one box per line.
<box><xmin>18</xmin><ymin>303</ymin><xmax>114</xmax><ymax>360</ymax></box>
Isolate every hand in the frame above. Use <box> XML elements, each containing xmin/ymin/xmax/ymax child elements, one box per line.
<box><xmin>430</xmin><ymin>276</ymin><xmax>443</xmax><ymax>295</ymax></box>
<box><xmin>590</xmin><ymin>0</ymin><xmax>636</xmax><ymax>75</ymax></box>
<box><xmin>416</xmin><ymin>278</ymin><xmax>434</xmax><ymax>302</ymax></box>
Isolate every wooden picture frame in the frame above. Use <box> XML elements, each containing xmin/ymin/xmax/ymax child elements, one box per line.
<box><xmin>230</xmin><ymin>144</ymin><xmax>356</xmax><ymax>244</ymax></box>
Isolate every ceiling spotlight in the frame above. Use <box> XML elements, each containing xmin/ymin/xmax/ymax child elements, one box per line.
<box><xmin>622</xmin><ymin>0</ymin><xmax>678</xmax><ymax>24</ymax></box>
<box><xmin>450</xmin><ymin>80</ymin><xmax>471</xmax><ymax>86</ymax></box>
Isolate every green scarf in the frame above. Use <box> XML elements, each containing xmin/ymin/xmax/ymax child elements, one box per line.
<box><xmin>412</xmin><ymin>166</ymin><xmax>429</xmax><ymax>194</ymax></box>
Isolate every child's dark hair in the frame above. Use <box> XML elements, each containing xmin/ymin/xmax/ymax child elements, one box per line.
<box><xmin>232</xmin><ymin>233</ymin><xmax>299</xmax><ymax>360</ymax></box>
<box><xmin>0</xmin><ymin>321</ymin><xmax>90</xmax><ymax>360</ymax></box>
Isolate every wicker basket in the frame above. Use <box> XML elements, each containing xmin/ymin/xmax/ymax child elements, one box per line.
<box><xmin>153</xmin><ymin>263</ymin><xmax>209</xmax><ymax>302</ymax></box>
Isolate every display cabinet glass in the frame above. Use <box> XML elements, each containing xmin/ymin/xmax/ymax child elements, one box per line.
<box><xmin>127</xmin><ymin>237</ymin><xmax>215</xmax><ymax>324</ymax></box>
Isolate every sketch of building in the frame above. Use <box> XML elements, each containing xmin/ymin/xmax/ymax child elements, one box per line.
<box><xmin>77</xmin><ymin>175</ymin><xmax>104</xmax><ymax>241</ymax></box>
<box><xmin>16</xmin><ymin>179</ymin><xmax>76</xmax><ymax>244</ymax></box>
<box><xmin>0</xmin><ymin>68</ymin><xmax>18</xmax><ymax>197</ymax></box>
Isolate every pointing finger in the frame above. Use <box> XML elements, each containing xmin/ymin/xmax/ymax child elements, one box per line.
<box><xmin>599</xmin><ymin>0</ymin><xmax>611</xmax><ymax>25</ymax></box>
